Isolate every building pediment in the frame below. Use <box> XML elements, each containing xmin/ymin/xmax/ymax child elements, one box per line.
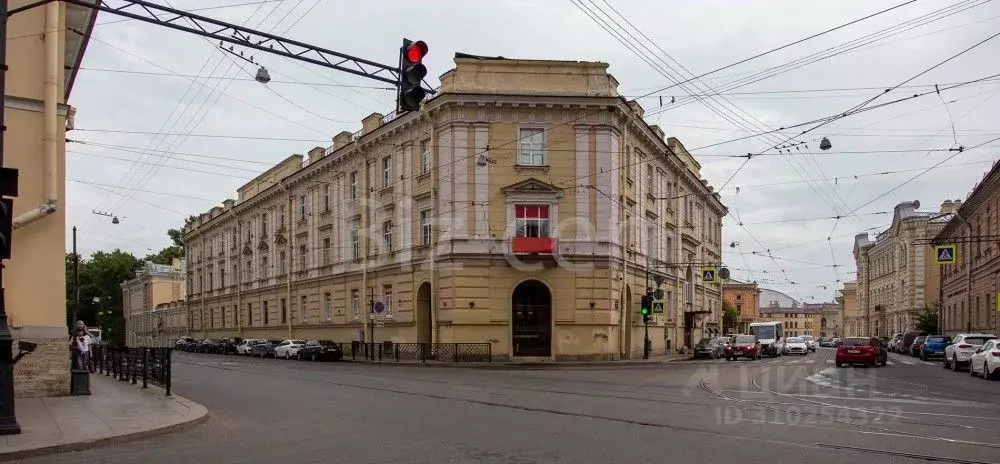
<box><xmin>501</xmin><ymin>178</ymin><xmax>563</xmax><ymax>198</ymax></box>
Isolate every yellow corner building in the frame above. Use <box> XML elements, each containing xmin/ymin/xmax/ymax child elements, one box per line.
<box><xmin>180</xmin><ymin>55</ymin><xmax>726</xmax><ymax>361</ymax></box>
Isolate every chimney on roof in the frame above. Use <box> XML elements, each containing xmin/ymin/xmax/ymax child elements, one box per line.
<box><xmin>308</xmin><ymin>146</ymin><xmax>325</xmax><ymax>164</ymax></box>
<box><xmin>332</xmin><ymin>131</ymin><xmax>352</xmax><ymax>151</ymax></box>
<box><xmin>940</xmin><ymin>200</ymin><xmax>959</xmax><ymax>214</ymax></box>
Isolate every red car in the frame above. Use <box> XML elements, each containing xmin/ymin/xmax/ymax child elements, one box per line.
<box><xmin>835</xmin><ymin>337</ymin><xmax>888</xmax><ymax>367</ymax></box>
<box><xmin>725</xmin><ymin>334</ymin><xmax>761</xmax><ymax>361</ymax></box>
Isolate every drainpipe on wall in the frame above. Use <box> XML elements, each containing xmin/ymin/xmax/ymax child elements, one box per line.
<box><xmin>13</xmin><ymin>1</ymin><xmax>60</xmax><ymax>229</ymax></box>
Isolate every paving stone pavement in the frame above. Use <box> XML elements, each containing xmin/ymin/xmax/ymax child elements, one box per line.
<box><xmin>0</xmin><ymin>372</ymin><xmax>207</xmax><ymax>461</ymax></box>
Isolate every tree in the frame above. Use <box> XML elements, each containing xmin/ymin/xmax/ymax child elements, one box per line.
<box><xmin>143</xmin><ymin>228</ymin><xmax>184</xmax><ymax>265</ymax></box>
<box><xmin>722</xmin><ymin>300</ymin><xmax>740</xmax><ymax>334</ymax></box>
<box><xmin>915</xmin><ymin>310</ymin><xmax>939</xmax><ymax>334</ymax></box>
<box><xmin>65</xmin><ymin>249</ymin><xmax>142</xmax><ymax>347</ymax></box>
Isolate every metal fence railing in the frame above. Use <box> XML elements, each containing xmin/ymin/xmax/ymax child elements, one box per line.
<box><xmin>341</xmin><ymin>342</ymin><xmax>492</xmax><ymax>363</ymax></box>
<box><xmin>90</xmin><ymin>345</ymin><xmax>173</xmax><ymax>395</ymax></box>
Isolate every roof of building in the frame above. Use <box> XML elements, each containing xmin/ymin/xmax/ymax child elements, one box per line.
<box><xmin>65</xmin><ymin>1</ymin><xmax>100</xmax><ymax>100</ymax></box>
<box><xmin>758</xmin><ymin>288</ymin><xmax>801</xmax><ymax>310</ymax></box>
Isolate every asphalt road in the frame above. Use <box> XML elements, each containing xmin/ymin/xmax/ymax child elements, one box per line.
<box><xmin>15</xmin><ymin>348</ymin><xmax>1000</xmax><ymax>464</ymax></box>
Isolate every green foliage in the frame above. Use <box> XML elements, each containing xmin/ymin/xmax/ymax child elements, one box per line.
<box><xmin>66</xmin><ymin>249</ymin><xmax>142</xmax><ymax>347</ymax></box>
<box><xmin>722</xmin><ymin>300</ymin><xmax>740</xmax><ymax>333</ymax></box>
<box><xmin>915</xmin><ymin>310</ymin><xmax>939</xmax><ymax>334</ymax></box>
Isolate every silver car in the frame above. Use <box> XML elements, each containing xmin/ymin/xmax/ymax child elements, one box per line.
<box><xmin>944</xmin><ymin>333</ymin><xmax>997</xmax><ymax>371</ymax></box>
<box><xmin>783</xmin><ymin>337</ymin><xmax>808</xmax><ymax>355</ymax></box>
<box><xmin>800</xmin><ymin>335</ymin><xmax>817</xmax><ymax>352</ymax></box>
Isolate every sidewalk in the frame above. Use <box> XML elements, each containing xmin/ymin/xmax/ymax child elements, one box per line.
<box><xmin>343</xmin><ymin>352</ymin><xmax>691</xmax><ymax>369</ymax></box>
<box><xmin>0</xmin><ymin>373</ymin><xmax>208</xmax><ymax>461</ymax></box>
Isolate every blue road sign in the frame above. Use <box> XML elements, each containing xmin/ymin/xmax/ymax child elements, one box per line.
<box><xmin>373</xmin><ymin>301</ymin><xmax>386</xmax><ymax>314</ymax></box>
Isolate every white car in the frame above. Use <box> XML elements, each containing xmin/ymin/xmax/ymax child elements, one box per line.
<box><xmin>783</xmin><ymin>337</ymin><xmax>808</xmax><ymax>355</ymax></box>
<box><xmin>944</xmin><ymin>333</ymin><xmax>997</xmax><ymax>371</ymax></box>
<box><xmin>969</xmin><ymin>339</ymin><xmax>1000</xmax><ymax>380</ymax></box>
<box><xmin>800</xmin><ymin>335</ymin><xmax>817</xmax><ymax>352</ymax></box>
<box><xmin>237</xmin><ymin>339</ymin><xmax>262</xmax><ymax>355</ymax></box>
<box><xmin>274</xmin><ymin>340</ymin><xmax>307</xmax><ymax>359</ymax></box>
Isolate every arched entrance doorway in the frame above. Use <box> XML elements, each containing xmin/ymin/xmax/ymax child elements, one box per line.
<box><xmin>511</xmin><ymin>280</ymin><xmax>552</xmax><ymax>357</ymax></box>
<box><xmin>416</xmin><ymin>282</ymin><xmax>432</xmax><ymax>344</ymax></box>
<box><xmin>621</xmin><ymin>285</ymin><xmax>632</xmax><ymax>359</ymax></box>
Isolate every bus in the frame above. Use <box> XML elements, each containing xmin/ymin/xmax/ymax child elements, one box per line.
<box><xmin>748</xmin><ymin>321</ymin><xmax>783</xmax><ymax>357</ymax></box>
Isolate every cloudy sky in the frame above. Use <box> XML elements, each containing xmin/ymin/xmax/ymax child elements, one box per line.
<box><xmin>65</xmin><ymin>0</ymin><xmax>1000</xmax><ymax>303</ymax></box>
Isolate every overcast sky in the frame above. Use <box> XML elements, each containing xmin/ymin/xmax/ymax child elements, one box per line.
<box><xmin>65</xmin><ymin>0</ymin><xmax>1000</xmax><ymax>303</ymax></box>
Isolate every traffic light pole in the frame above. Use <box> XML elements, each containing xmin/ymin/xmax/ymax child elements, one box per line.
<box><xmin>0</xmin><ymin>0</ymin><xmax>21</xmax><ymax>435</ymax></box>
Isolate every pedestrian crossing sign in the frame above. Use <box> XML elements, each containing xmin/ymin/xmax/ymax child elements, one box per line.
<box><xmin>934</xmin><ymin>245</ymin><xmax>957</xmax><ymax>265</ymax></box>
<box><xmin>652</xmin><ymin>300</ymin><xmax>665</xmax><ymax>314</ymax></box>
<box><xmin>702</xmin><ymin>268</ymin><xmax>718</xmax><ymax>282</ymax></box>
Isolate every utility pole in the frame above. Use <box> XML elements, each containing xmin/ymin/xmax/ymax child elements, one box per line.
<box><xmin>72</xmin><ymin>226</ymin><xmax>79</xmax><ymax>327</ymax></box>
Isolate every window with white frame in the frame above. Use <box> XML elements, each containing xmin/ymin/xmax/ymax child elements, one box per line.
<box><xmin>299</xmin><ymin>244</ymin><xmax>307</xmax><ymax>270</ymax></box>
<box><xmin>351</xmin><ymin>229</ymin><xmax>360</xmax><ymax>259</ymax></box>
<box><xmin>419</xmin><ymin>210</ymin><xmax>431</xmax><ymax>246</ymax></box>
<box><xmin>517</xmin><ymin>128</ymin><xmax>545</xmax><ymax>166</ymax></box>
<box><xmin>299</xmin><ymin>195</ymin><xmax>306</xmax><ymax>221</ymax></box>
<box><xmin>323</xmin><ymin>184</ymin><xmax>330</xmax><ymax>211</ymax></box>
<box><xmin>351</xmin><ymin>289</ymin><xmax>360</xmax><ymax>320</ymax></box>
<box><xmin>323</xmin><ymin>292</ymin><xmax>332</xmax><ymax>321</ymax></box>
<box><xmin>279</xmin><ymin>251</ymin><xmax>286</xmax><ymax>274</ymax></box>
<box><xmin>260</xmin><ymin>256</ymin><xmax>267</xmax><ymax>279</ymax></box>
<box><xmin>515</xmin><ymin>205</ymin><xmax>550</xmax><ymax>238</ymax></box>
<box><xmin>278</xmin><ymin>204</ymin><xmax>285</xmax><ymax>229</ymax></box>
<box><xmin>299</xmin><ymin>295</ymin><xmax>307</xmax><ymax>323</ymax></box>
<box><xmin>383</xmin><ymin>284</ymin><xmax>393</xmax><ymax>317</ymax></box>
<box><xmin>383</xmin><ymin>220</ymin><xmax>393</xmax><ymax>252</ymax></box>
<box><xmin>245</xmin><ymin>260</ymin><xmax>252</xmax><ymax>282</ymax></box>
<box><xmin>419</xmin><ymin>139</ymin><xmax>430</xmax><ymax>174</ymax></box>
<box><xmin>260</xmin><ymin>212</ymin><xmax>267</xmax><ymax>236</ymax></box>
<box><xmin>382</xmin><ymin>156</ymin><xmax>392</xmax><ymax>188</ymax></box>
<box><xmin>349</xmin><ymin>171</ymin><xmax>358</xmax><ymax>199</ymax></box>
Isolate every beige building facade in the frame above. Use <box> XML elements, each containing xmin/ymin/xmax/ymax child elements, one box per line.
<box><xmin>181</xmin><ymin>56</ymin><xmax>726</xmax><ymax>361</ymax></box>
<box><xmin>853</xmin><ymin>201</ymin><xmax>952</xmax><ymax>337</ymax></box>
<box><xmin>6</xmin><ymin>0</ymin><xmax>96</xmax><ymax>397</ymax></box>
<box><xmin>122</xmin><ymin>259</ymin><xmax>186</xmax><ymax>347</ymax></box>
<box><xmin>840</xmin><ymin>281</ymin><xmax>860</xmax><ymax>336</ymax></box>
<box><xmin>758</xmin><ymin>288</ymin><xmax>820</xmax><ymax>338</ymax></box>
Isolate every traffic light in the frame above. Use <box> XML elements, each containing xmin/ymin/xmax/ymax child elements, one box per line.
<box><xmin>640</xmin><ymin>293</ymin><xmax>652</xmax><ymax>324</ymax></box>
<box><xmin>0</xmin><ymin>198</ymin><xmax>12</xmax><ymax>259</ymax></box>
<box><xmin>397</xmin><ymin>39</ymin><xmax>428</xmax><ymax>112</ymax></box>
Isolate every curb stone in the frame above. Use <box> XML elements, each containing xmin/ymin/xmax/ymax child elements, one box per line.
<box><xmin>0</xmin><ymin>394</ymin><xmax>209</xmax><ymax>462</ymax></box>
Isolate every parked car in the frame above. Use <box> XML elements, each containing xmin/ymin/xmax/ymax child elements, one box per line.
<box><xmin>909</xmin><ymin>336</ymin><xmax>927</xmax><ymax>357</ymax></box>
<box><xmin>944</xmin><ymin>333</ymin><xmax>997</xmax><ymax>371</ymax></box>
<box><xmin>175</xmin><ymin>337</ymin><xmax>195</xmax><ymax>351</ymax></box>
<box><xmin>221</xmin><ymin>338</ymin><xmax>243</xmax><ymax>355</ymax></box>
<box><xmin>900</xmin><ymin>331</ymin><xmax>927</xmax><ymax>355</ymax></box>
<box><xmin>250</xmin><ymin>340</ymin><xmax>281</xmax><ymax>358</ymax></box>
<box><xmin>724</xmin><ymin>334</ymin><xmax>760</xmax><ymax>361</ymax></box>
<box><xmin>831</xmin><ymin>337</ymin><xmax>841</xmax><ymax>347</ymax></box>
<box><xmin>800</xmin><ymin>335</ymin><xmax>817</xmax><ymax>352</ymax></box>
<box><xmin>836</xmin><ymin>337</ymin><xmax>888</xmax><ymax>367</ymax></box>
<box><xmin>297</xmin><ymin>340</ymin><xmax>343</xmax><ymax>361</ymax></box>
<box><xmin>274</xmin><ymin>340</ymin><xmax>308</xmax><ymax>359</ymax></box>
<box><xmin>968</xmin><ymin>339</ymin><xmax>1000</xmax><ymax>380</ymax></box>
<box><xmin>819</xmin><ymin>338</ymin><xmax>836</xmax><ymax>348</ymax></box>
<box><xmin>783</xmin><ymin>337</ymin><xmax>809</xmax><ymax>356</ymax></box>
<box><xmin>888</xmin><ymin>333</ymin><xmax>904</xmax><ymax>353</ymax></box>
<box><xmin>693</xmin><ymin>337</ymin><xmax>725</xmax><ymax>359</ymax></box>
<box><xmin>919</xmin><ymin>335</ymin><xmax>951</xmax><ymax>360</ymax></box>
<box><xmin>237</xmin><ymin>339</ymin><xmax>262</xmax><ymax>355</ymax></box>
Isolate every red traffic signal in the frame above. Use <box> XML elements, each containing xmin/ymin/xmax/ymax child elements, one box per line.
<box><xmin>398</xmin><ymin>38</ymin><xmax>429</xmax><ymax>112</ymax></box>
<box><xmin>406</xmin><ymin>40</ymin><xmax>428</xmax><ymax>63</ymax></box>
